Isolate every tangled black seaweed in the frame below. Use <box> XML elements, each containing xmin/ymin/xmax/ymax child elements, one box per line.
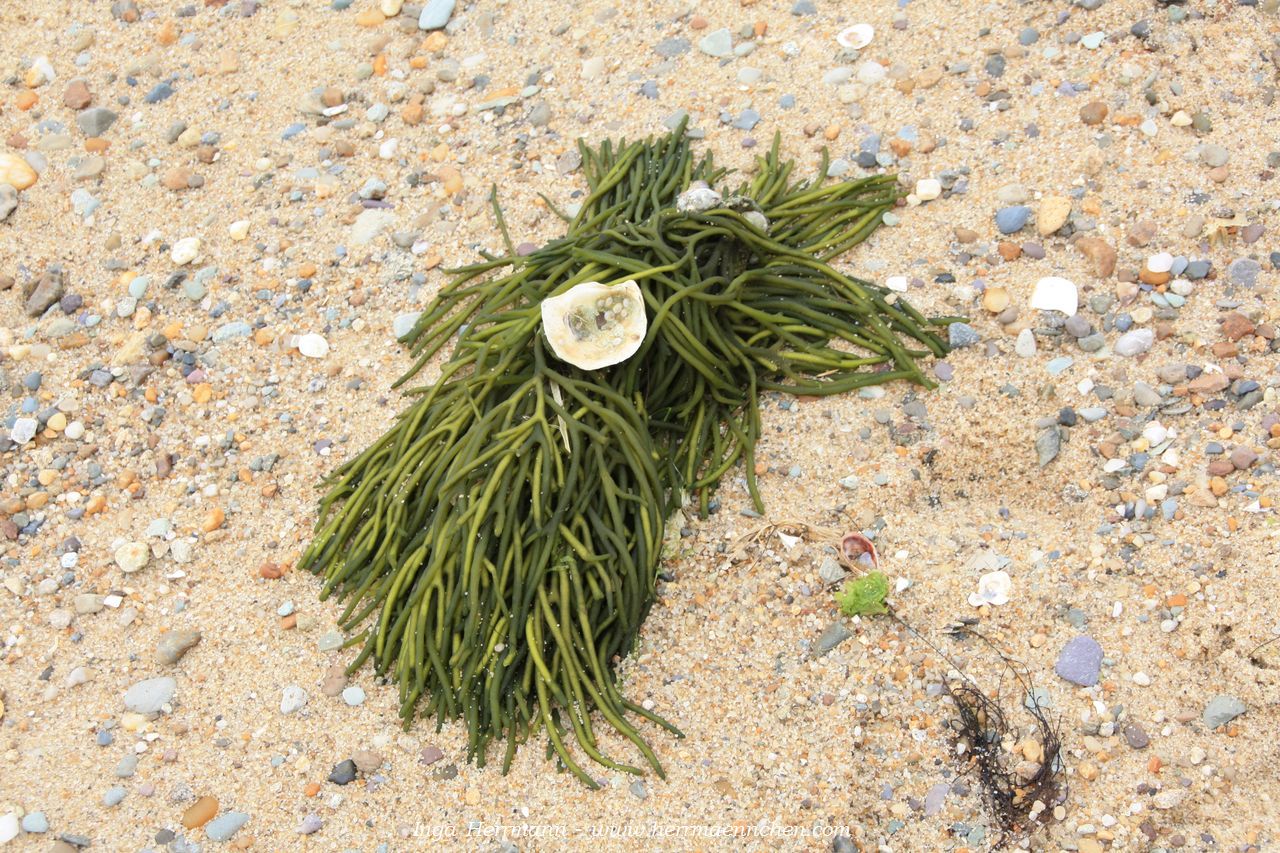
<box><xmin>941</xmin><ymin>624</ymin><xmax>1066</xmax><ymax>848</ymax></box>
<box><xmin>302</xmin><ymin>121</ymin><xmax>955</xmax><ymax>785</ymax></box>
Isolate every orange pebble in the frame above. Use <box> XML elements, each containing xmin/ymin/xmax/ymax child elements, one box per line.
<box><xmin>16</xmin><ymin>91</ymin><xmax>38</xmax><ymax>110</ymax></box>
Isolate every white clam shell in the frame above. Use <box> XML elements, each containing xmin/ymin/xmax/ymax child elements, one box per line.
<box><xmin>541</xmin><ymin>280</ymin><xmax>647</xmax><ymax>370</ymax></box>
<box><xmin>1029</xmin><ymin>276</ymin><xmax>1079</xmax><ymax>317</ymax></box>
<box><xmin>836</xmin><ymin>23</ymin><xmax>874</xmax><ymax>50</ymax></box>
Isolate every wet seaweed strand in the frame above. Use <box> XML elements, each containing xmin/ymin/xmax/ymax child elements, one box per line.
<box><xmin>302</xmin><ymin>122</ymin><xmax>954</xmax><ymax>784</ymax></box>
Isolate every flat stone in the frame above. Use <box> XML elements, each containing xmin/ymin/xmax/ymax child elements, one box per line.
<box><xmin>24</xmin><ymin>269</ymin><xmax>65</xmax><ymax>317</ymax></box>
<box><xmin>205</xmin><ymin>812</ymin><xmax>250</xmax><ymax>842</ymax></box>
<box><xmin>1037</xmin><ymin>195</ymin><xmax>1071</xmax><ymax>235</ymax></box>
<box><xmin>418</xmin><ymin>0</ymin><xmax>455</xmax><ymax>29</ymax></box>
<box><xmin>1036</xmin><ymin>427</ymin><xmax>1061</xmax><ymax>467</ymax></box>
<box><xmin>1202</xmin><ymin>694</ymin><xmax>1245</xmax><ymax>729</ymax></box>
<box><xmin>156</xmin><ymin>629</ymin><xmax>202</xmax><ymax>665</ymax></box>
<box><xmin>814</xmin><ymin>620</ymin><xmax>852</xmax><ymax>656</ymax></box>
<box><xmin>114</xmin><ymin>541</ymin><xmax>150</xmax><ymax>574</ymax></box>
<box><xmin>1114</xmin><ymin>329</ymin><xmax>1153</xmax><ymax>357</ymax></box>
<box><xmin>995</xmin><ymin>206</ymin><xmax>1031</xmax><ymax>234</ymax></box>
<box><xmin>698</xmin><ymin>28</ymin><xmax>733</xmax><ymax>57</ymax></box>
<box><xmin>0</xmin><ymin>184</ymin><xmax>17</xmax><ymax>221</ymax></box>
<box><xmin>76</xmin><ymin>107</ymin><xmax>118</xmax><ymax>137</ymax></box>
<box><xmin>1055</xmin><ymin>635</ymin><xmax>1103</xmax><ymax>686</ymax></box>
<box><xmin>948</xmin><ymin>322</ymin><xmax>980</xmax><ymax>348</ymax></box>
<box><xmin>124</xmin><ymin>676</ymin><xmax>177</xmax><ymax>713</ymax></box>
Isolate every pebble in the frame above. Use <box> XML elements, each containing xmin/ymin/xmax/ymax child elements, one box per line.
<box><xmin>914</xmin><ymin>178</ymin><xmax>941</xmax><ymax>201</ymax></box>
<box><xmin>1055</xmin><ymin>635</ymin><xmax>1103</xmax><ymax>686</ymax></box>
<box><xmin>0</xmin><ymin>814</ymin><xmax>19</xmax><ymax>844</ymax></box>
<box><xmin>1037</xmin><ymin>196</ymin><xmax>1071</xmax><ymax>235</ymax></box>
<box><xmin>948</xmin><ymin>323</ymin><xmax>980</xmax><ymax>348</ymax></box>
<box><xmin>418</xmin><ymin>0</ymin><xmax>455</xmax><ymax>30</ymax></box>
<box><xmin>0</xmin><ymin>153</ymin><xmax>39</xmax><ymax>191</ymax></box>
<box><xmin>205</xmin><ymin>812</ymin><xmax>250</xmax><ymax>842</ymax></box>
<box><xmin>1113</xmin><ymin>329</ymin><xmax>1153</xmax><ymax>357</ymax></box>
<box><xmin>156</xmin><ymin>629</ymin><xmax>202</xmax><ymax>665</ymax></box>
<box><xmin>1035</xmin><ymin>428</ymin><xmax>1060</xmax><ymax>466</ymax></box>
<box><xmin>1030</xmin><ymin>276</ymin><xmax>1078</xmax><ymax>316</ymax></box>
<box><xmin>280</xmin><ymin>685</ymin><xmax>308</xmax><ymax>714</ymax></box>
<box><xmin>76</xmin><ymin>107</ymin><xmax>118</xmax><ymax>137</ymax></box>
<box><xmin>297</xmin><ymin>333</ymin><xmax>330</xmax><ymax>358</ymax></box>
<box><xmin>124</xmin><ymin>676</ymin><xmax>177</xmax><ymax>713</ymax></box>
<box><xmin>995</xmin><ymin>206</ymin><xmax>1031</xmax><ymax>234</ymax></box>
<box><xmin>328</xmin><ymin>759</ymin><xmax>358</xmax><ymax>785</ymax></box>
<box><xmin>21</xmin><ymin>812</ymin><xmax>49</xmax><ymax>833</ymax></box>
<box><xmin>1202</xmin><ymin>694</ymin><xmax>1245</xmax><ymax>729</ymax></box>
<box><xmin>103</xmin><ymin>786</ymin><xmax>126</xmax><ymax>807</ymax></box>
<box><xmin>170</xmin><ymin>237</ymin><xmax>201</xmax><ymax>266</ymax></box>
<box><xmin>298</xmin><ymin>814</ymin><xmax>323</xmax><ymax>834</ymax></box>
<box><xmin>698</xmin><ymin>29</ymin><xmax>733</xmax><ymax>58</ymax></box>
<box><xmin>0</xmin><ymin>184</ymin><xmax>18</xmax><ymax>221</ymax></box>
<box><xmin>814</xmin><ymin>621</ymin><xmax>852</xmax><ymax>656</ymax></box>
<box><xmin>114</xmin><ymin>541</ymin><xmax>150</xmax><ymax>574</ymax></box>
<box><xmin>341</xmin><ymin>685</ymin><xmax>367</xmax><ymax>706</ymax></box>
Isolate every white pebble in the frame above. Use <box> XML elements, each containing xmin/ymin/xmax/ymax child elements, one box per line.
<box><xmin>1146</xmin><ymin>252</ymin><xmax>1174</xmax><ymax>274</ymax></box>
<box><xmin>1133</xmin><ymin>671</ymin><xmax>1151</xmax><ymax>686</ymax></box>
<box><xmin>378</xmin><ymin>138</ymin><xmax>399</xmax><ymax>159</ymax></box>
<box><xmin>856</xmin><ymin>61</ymin><xmax>886</xmax><ymax>85</ymax></box>
<box><xmin>9</xmin><ymin>417</ymin><xmax>37</xmax><ymax>445</ymax></box>
<box><xmin>914</xmin><ymin>178</ymin><xmax>941</xmax><ymax>201</ymax></box>
<box><xmin>114</xmin><ymin>541</ymin><xmax>150</xmax><ymax>574</ymax></box>
<box><xmin>1029</xmin><ymin>276</ymin><xmax>1078</xmax><ymax>316</ymax></box>
<box><xmin>64</xmin><ymin>420</ymin><xmax>85</xmax><ymax>439</ymax></box>
<box><xmin>228</xmin><ymin>220</ymin><xmax>250</xmax><ymax>241</ymax></box>
<box><xmin>1015</xmin><ymin>328</ymin><xmax>1037</xmax><ymax>357</ymax></box>
<box><xmin>296</xmin><ymin>333</ymin><xmax>330</xmax><ymax>359</ymax></box>
<box><xmin>380</xmin><ymin>0</ymin><xmax>404</xmax><ymax>14</ymax></box>
<box><xmin>170</xmin><ymin>237</ymin><xmax>201</xmax><ymax>266</ymax></box>
<box><xmin>280</xmin><ymin>685</ymin><xmax>308</xmax><ymax>714</ymax></box>
<box><xmin>885</xmin><ymin>275</ymin><xmax>908</xmax><ymax>292</ymax></box>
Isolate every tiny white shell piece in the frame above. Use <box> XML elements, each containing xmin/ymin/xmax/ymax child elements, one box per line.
<box><xmin>1029</xmin><ymin>276</ymin><xmax>1078</xmax><ymax>316</ymax></box>
<box><xmin>541</xmin><ymin>280</ymin><xmax>646</xmax><ymax>370</ymax></box>
<box><xmin>968</xmin><ymin>570</ymin><xmax>1011</xmax><ymax>607</ymax></box>
<box><xmin>836</xmin><ymin>23</ymin><xmax>875</xmax><ymax>50</ymax></box>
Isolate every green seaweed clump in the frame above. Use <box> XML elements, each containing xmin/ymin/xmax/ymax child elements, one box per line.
<box><xmin>835</xmin><ymin>571</ymin><xmax>890</xmax><ymax>617</ymax></box>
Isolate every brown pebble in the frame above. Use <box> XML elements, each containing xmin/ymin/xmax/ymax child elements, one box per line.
<box><xmin>1079</xmin><ymin>101</ymin><xmax>1108</xmax><ymax>125</ymax></box>
<box><xmin>1220</xmin><ymin>312</ymin><xmax>1255</xmax><ymax>341</ymax></box>
<box><xmin>1127</xmin><ymin>220</ymin><xmax>1157</xmax><ymax>247</ymax></box>
<box><xmin>182</xmin><ymin>796</ymin><xmax>219</xmax><ymax>829</ymax></box>
<box><xmin>997</xmin><ymin>241</ymin><xmax>1021</xmax><ymax>261</ymax></box>
<box><xmin>321</xmin><ymin>87</ymin><xmax>345</xmax><ymax>108</ymax></box>
<box><xmin>259</xmin><ymin>561</ymin><xmax>286</xmax><ymax>579</ymax></box>
<box><xmin>63</xmin><ymin>80</ymin><xmax>92</xmax><ymax>109</ymax></box>
<box><xmin>162</xmin><ymin>167</ymin><xmax>193</xmax><ymax>191</ymax></box>
<box><xmin>1074</xmin><ymin>236</ymin><xmax>1117</xmax><ymax>278</ymax></box>
<box><xmin>954</xmin><ymin>227</ymin><xmax>978</xmax><ymax>244</ymax></box>
<box><xmin>1207</xmin><ymin>165</ymin><xmax>1229</xmax><ymax>183</ymax></box>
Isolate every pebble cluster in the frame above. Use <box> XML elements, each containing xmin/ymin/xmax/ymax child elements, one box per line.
<box><xmin>1</xmin><ymin>0</ymin><xmax>1277</xmax><ymax>849</ymax></box>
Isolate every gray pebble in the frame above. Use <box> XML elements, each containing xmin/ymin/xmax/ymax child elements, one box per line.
<box><xmin>948</xmin><ymin>323</ymin><xmax>981</xmax><ymax>348</ymax></box>
<box><xmin>76</xmin><ymin>107</ymin><xmax>118</xmax><ymax>137</ymax></box>
<box><xmin>1055</xmin><ymin>635</ymin><xmax>1103</xmax><ymax>686</ymax></box>
<box><xmin>103</xmin><ymin>785</ymin><xmax>127</xmax><ymax>807</ymax></box>
<box><xmin>206</xmin><ymin>812</ymin><xmax>250</xmax><ymax>842</ymax></box>
<box><xmin>995</xmin><ymin>205</ymin><xmax>1031</xmax><ymax>234</ymax></box>
<box><xmin>418</xmin><ymin>0</ymin><xmax>454</xmax><ymax>30</ymax></box>
<box><xmin>698</xmin><ymin>28</ymin><xmax>733</xmax><ymax>58</ymax></box>
<box><xmin>124</xmin><ymin>676</ymin><xmax>177</xmax><ymax>713</ymax></box>
<box><xmin>156</xmin><ymin>629</ymin><xmax>201</xmax><ymax>665</ymax></box>
<box><xmin>814</xmin><ymin>621</ymin><xmax>852</xmax><ymax>656</ymax></box>
<box><xmin>1202</xmin><ymin>694</ymin><xmax>1246</xmax><ymax>729</ymax></box>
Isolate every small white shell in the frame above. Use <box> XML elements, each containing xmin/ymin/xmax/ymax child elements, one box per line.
<box><xmin>968</xmin><ymin>570</ymin><xmax>1012</xmax><ymax>607</ymax></box>
<box><xmin>676</xmin><ymin>182</ymin><xmax>723</xmax><ymax>213</ymax></box>
<box><xmin>1029</xmin><ymin>276</ymin><xmax>1078</xmax><ymax>317</ymax></box>
<box><xmin>836</xmin><ymin>23</ymin><xmax>874</xmax><ymax>51</ymax></box>
<box><xmin>541</xmin><ymin>280</ymin><xmax>646</xmax><ymax>370</ymax></box>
